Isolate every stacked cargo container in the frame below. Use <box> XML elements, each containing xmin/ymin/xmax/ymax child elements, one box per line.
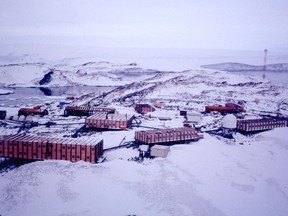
<box><xmin>237</xmin><ymin>118</ymin><xmax>287</xmax><ymax>132</ymax></box>
<box><xmin>0</xmin><ymin>134</ymin><xmax>103</xmax><ymax>163</ymax></box>
<box><xmin>64</xmin><ymin>106</ymin><xmax>116</xmax><ymax>116</ymax></box>
<box><xmin>135</xmin><ymin>127</ymin><xmax>203</xmax><ymax>144</ymax></box>
<box><xmin>85</xmin><ymin>113</ymin><xmax>135</xmax><ymax>130</ymax></box>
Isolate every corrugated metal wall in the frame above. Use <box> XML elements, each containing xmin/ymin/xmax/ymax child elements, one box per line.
<box><xmin>135</xmin><ymin>127</ymin><xmax>201</xmax><ymax>144</ymax></box>
<box><xmin>237</xmin><ymin>119</ymin><xmax>287</xmax><ymax>132</ymax></box>
<box><xmin>0</xmin><ymin>135</ymin><xmax>103</xmax><ymax>163</ymax></box>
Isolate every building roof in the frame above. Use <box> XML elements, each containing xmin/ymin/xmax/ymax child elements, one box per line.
<box><xmin>0</xmin><ymin>134</ymin><xmax>103</xmax><ymax>146</ymax></box>
<box><xmin>87</xmin><ymin>113</ymin><xmax>134</xmax><ymax>121</ymax></box>
<box><xmin>65</xmin><ymin>106</ymin><xmax>115</xmax><ymax>111</ymax></box>
<box><xmin>151</xmin><ymin>145</ymin><xmax>170</xmax><ymax>150</ymax></box>
<box><xmin>138</xmin><ymin>127</ymin><xmax>196</xmax><ymax>135</ymax></box>
<box><xmin>238</xmin><ymin>118</ymin><xmax>286</xmax><ymax>124</ymax></box>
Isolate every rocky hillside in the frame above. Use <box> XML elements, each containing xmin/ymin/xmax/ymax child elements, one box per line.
<box><xmin>0</xmin><ymin>61</ymin><xmax>160</xmax><ymax>87</ymax></box>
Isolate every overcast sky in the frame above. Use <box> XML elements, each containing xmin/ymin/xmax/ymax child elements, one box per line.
<box><xmin>1</xmin><ymin>0</ymin><xmax>288</xmax><ymax>50</ymax></box>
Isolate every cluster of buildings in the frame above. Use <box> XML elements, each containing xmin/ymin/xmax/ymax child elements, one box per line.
<box><xmin>0</xmin><ymin>101</ymin><xmax>287</xmax><ymax>163</ymax></box>
<box><xmin>221</xmin><ymin>113</ymin><xmax>287</xmax><ymax>137</ymax></box>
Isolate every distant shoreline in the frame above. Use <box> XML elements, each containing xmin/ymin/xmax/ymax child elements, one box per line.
<box><xmin>201</xmin><ymin>62</ymin><xmax>288</xmax><ymax>72</ymax></box>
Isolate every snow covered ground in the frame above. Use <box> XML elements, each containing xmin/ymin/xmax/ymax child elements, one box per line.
<box><xmin>0</xmin><ymin>128</ymin><xmax>288</xmax><ymax>216</ymax></box>
<box><xmin>0</xmin><ymin>61</ymin><xmax>159</xmax><ymax>87</ymax></box>
<box><xmin>0</xmin><ymin>53</ymin><xmax>288</xmax><ymax>216</ymax></box>
<box><xmin>0</xmin><ymin>89</ymin><xmax>14</xmax><ymax>95</ymax></box>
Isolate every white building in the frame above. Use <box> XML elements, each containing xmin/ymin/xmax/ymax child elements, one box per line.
<box><xmin>186</xmin><ymin>111</ymin><xmax>202</xmax><ymax>124</ymax></box>
<box><xmin>150</xmin><ymin>145</ymin><xmax>170</xmax><ymax>157</ymax></box>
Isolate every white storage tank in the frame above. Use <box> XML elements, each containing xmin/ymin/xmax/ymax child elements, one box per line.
<box><xmin>223</xmin><ymin>114</ymin><xmax>237</xmax><ymax>129</ymax></box>
<box><xmin>222</xmin><ymin>114</ymin><xmax>237</xmax><ymax>137</ymax></box>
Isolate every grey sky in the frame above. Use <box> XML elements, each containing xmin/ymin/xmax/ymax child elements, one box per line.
<box><xmin>1</xmin><ymin>0</ymin><xmax>288</xmax><ymax>50</ymax></box>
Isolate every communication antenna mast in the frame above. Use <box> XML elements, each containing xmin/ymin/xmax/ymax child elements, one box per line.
<box><xmin>263</xmin><ymin>49</ymin><xmax>268</xmax><ymax>70</ymax></box>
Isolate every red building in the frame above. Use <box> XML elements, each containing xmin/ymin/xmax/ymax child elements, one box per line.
<box><xmin>0</xmin><ymin>134</ymin><xmax>103</xmax><ymax>163</ymax></box>
<box><xmin>18</xmin><ymin>106</ymin><xmax>48</xmax><ymax>116</ymax></box>
<box><xmin>205</xmin><ymin>103</ymin><xmax>245</xmax><ymax>114</ymax></box>
<box><xmin>135</xmin><ymin>104</ymin><xmax>155</xmax><ymax>114</ymax></box>
<box><xmin>237</xmin><ymin>118</ymin><xmax>287</xmax><ymax>132</ymax></box>
<box><xmin>85</xmin><ymin>113</ymin><xmax>135</xmax><ymax>130</ymax></box>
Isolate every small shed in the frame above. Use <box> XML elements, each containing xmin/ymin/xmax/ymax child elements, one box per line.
<box><xmin>153</xmin><ymin>102</ymin><xmax>163</xmax><ymax>109</ymax></box>
<box><xmin>186</xmin><ymin>111</ymin><xmax>202</xmax><ymax>124</ymax></box>
<box><xmin>135</xmin><ymin>104</ymin><xmax>155</xmax><ymax>114</ymax></box>
<box><xmin>150</xmin><ymin>145</ymin><xmax>170</xmax><ymax>157</ymax></box>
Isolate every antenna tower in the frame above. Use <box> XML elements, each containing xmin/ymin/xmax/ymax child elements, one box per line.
<box><xmin>263</xmin><ymin>49</ymin><xmax>268</xmax><ymax>71</ymax></box>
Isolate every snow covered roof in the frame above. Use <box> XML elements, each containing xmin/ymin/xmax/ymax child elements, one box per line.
<box><xmin>151</xmin><ymin>145</ymin><xmax>170</xmax><ymax>150</ymax></box>
<box><xmin>86</xmin><ymin>113</ymin><xmax>134</xmax><ymax>121</ymax></box>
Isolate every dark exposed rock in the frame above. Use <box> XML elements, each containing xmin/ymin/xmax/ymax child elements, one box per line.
<box><xmin>39</xmin><ymin>70</ymin><xmax>53</xmax><ymax>85</ymax></box>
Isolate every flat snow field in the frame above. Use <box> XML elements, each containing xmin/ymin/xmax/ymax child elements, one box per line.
<box><xmin>0</xmin><ymin>128</ymin><xmax>288</xmax><ymax>216</ymax></box>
